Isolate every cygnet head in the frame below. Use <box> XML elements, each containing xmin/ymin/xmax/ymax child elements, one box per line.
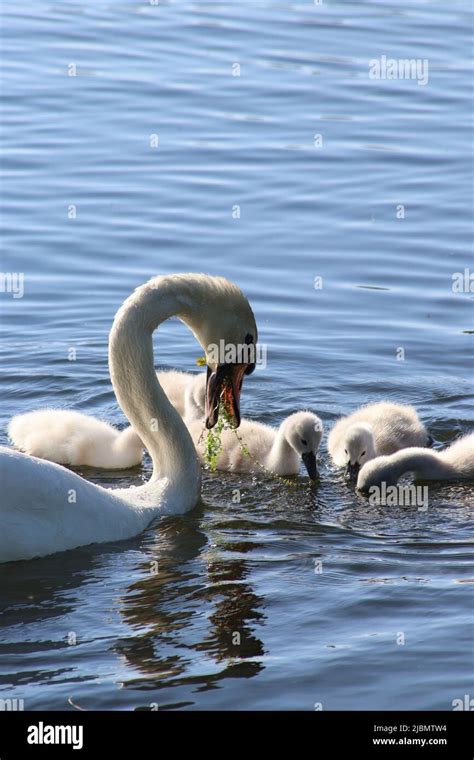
<box><xmin>344</xmin><ymin>423</ymin><xmax>376</xmax><ymax>480</ymax></box>
<box><xmin>357</xmin><ymin>456</ymin><xmax>397</xmax><ymax>492</ymax></box>
<box><xmin>280</xmin><ymin>411</ymin><xmax>324</xmax><ymax>479</ymax></box>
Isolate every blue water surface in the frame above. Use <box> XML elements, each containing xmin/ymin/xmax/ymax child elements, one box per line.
<box><xmin>1</xmin><ymin>0</ymin><xmax>473</xmax><ymax>710</ymax></box>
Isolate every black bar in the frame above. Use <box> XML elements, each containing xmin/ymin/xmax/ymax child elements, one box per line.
<box><xmin>0</xmin><ymin>711</ymin><xmax>472</xmax><ymax>758</ymax></box>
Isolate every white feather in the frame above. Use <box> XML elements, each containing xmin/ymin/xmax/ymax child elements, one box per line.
<box><xmin>357</xmin><ymin>433</ymin><xmax>474</xmax><ymax>491</ymax></box>
<box><xmin>188</xmin><ymin>411</ymin><xmax>323</xmax><ymax>476</ymax></box>
<box><xmin>328</xmin><ymin>402</ymin><xmax>429</xmax><ymax>469</ymax></box>
<box><xmin>0</xmin><ymin>273</ymin><xmax>257</xmax><ymax>563</ymax></box>
<box><xmin>7</xmin><ymin>372</ymin><xmax>205</xmax><ymax>469</ymax></box>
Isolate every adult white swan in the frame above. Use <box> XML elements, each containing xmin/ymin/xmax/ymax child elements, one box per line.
<box><xmin>0</xmin><ymin>274</ymin><xmax>257</xmax><ymax>563</ymax></box>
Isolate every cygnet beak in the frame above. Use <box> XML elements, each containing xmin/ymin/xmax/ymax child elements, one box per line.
<box><xmin>302</xmin><ymin>451</ymin><xmax>318</xmax><ymax>480</ymax></box>
<box><xmin>345</xmin><ymin>462</ymin><xmax>360</xmax><ymax>480</ymax></box>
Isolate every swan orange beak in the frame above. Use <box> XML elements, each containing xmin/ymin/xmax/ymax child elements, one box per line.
<box><xmin>205</xmin><ymin>364</ymin><xmax>248</xmax><ymax>429</ymax></box>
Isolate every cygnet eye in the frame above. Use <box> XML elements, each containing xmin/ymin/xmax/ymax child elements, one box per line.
<box><xmin>361</xmin><ymin>450</ymin><xmax>366</xmax><ymax>457</ymax></box>
<box><xmin>301</xmin><ymin>439</ymin><xmax>307</xmax><ymax>446</ymax></box>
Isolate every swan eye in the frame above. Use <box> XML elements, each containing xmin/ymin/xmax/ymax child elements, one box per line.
<box><xmin>244</xmin><ymin>334</ymin><xmax>255</xmax><ymax>374</ymax></box>
<box><xmin>344</xmin><ymin>449</ymin><xmax>348</xmax><ymax>455</ymax></box>
<box><xmin>301</xmin><ymin>438</ymin><xmax>307</xmax><ymax>446</ymax></box>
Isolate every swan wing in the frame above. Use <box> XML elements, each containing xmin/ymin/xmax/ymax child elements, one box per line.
<box><xmin>0</xmin><ymin>447</ymin><xmax>144</xmax><ymax>563</ymax></box>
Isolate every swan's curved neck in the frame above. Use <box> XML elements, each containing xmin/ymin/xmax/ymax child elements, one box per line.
<box><xmin>389</xmin><ymin>448</ymin><xmax>454</xmax><ymax>481</ymax></box>
<box><xmin>108</xmin><ymin>278</ymin><xmax>202</xmax><ymax>493</ymax></box>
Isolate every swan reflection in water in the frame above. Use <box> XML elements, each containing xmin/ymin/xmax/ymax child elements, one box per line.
<box><xmin>114</xmin><ymin>510</ymin><xmax>266</xmax><ymax>703</ymax></box>
<box><xmin>0</xmin><ymin>504</ymin><xmax>267</xmax><ymax>709</ymax></box>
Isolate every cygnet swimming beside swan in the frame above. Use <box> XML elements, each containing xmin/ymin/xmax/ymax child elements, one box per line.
<box><xmin>8</xmin><ymin>371</ymin><xmax>206</xmax><ymax>469</ymax></box>
<box><xmin>188</xmin><ymin>411</ymin><xmax>323</xmax><ymax>478</ymax></box>
<box><xmin>357</xmin><ymin>432</ymin><xmax>474</xmax><ymax>492</ymax></box>
<box><xmin>328</xmin><ymin>401</ymin><xmax>429</xmax><ymax>479</ymax></box>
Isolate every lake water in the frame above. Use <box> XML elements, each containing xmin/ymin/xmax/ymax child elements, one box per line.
<box><xmin>1</xmin><ymin>0</ymin><xmax>473</xmax><ymax>711</ymax></box>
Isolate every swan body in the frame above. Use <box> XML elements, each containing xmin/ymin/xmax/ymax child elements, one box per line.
<box><xmin>7</xmin><ymin>372</ymin><xmax>206</xmax><ymax>469</ymax></box>
<box><xmin>357</xmin><ymin>433</ymin><xmax>474</xmax><ymax>492</ymax></box>
<box><xmin>0</xmin><ymin>448</ymin><xmax>157</xmax><ymax>563</ymax></box>
<box><xmin>0</xmin><ymin>273</ymin><xmax>257</xmax><ymax>563</ymax></box>
<box><xmin>328</xmin><ymin>402</ymin><xmax>429</xmax><ymax>477</ymax></box>
<box><xmin>188</xmin><ymin>411</ymin><xmax>323</xmax><ymax>478</ymax></box>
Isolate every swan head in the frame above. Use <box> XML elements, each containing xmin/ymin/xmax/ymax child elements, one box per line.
<box><xmin>188</xmin><ymin>277</ymin><xmax>257</xmax><ymax>430</ymax></box>
<box><xmin>110</xmin><ymin>273</ymin><xmax>257</xmax><ymax>448</ymax></box>
<box><xmin>281</xmin><ymin>412</ymin><xmax>324</xmax><ymax>479</ymax></box>
<box><xmin>357</xmin><ymin>456</ymin><xmax>397</xmax><ymax>492</ymax></box>
<box><xmin>343</xmin><ymin>423</ymin><xmax>376</xmax><ymax>480</ymax></box>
